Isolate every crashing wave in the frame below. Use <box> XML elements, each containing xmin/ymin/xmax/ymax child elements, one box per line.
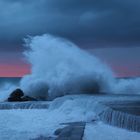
<box><xmin>20</xmin><ymin>34</ymin><xmax>115</xmax><ymax>100</ymax></box>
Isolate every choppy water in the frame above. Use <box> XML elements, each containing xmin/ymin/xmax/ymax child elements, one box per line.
<box><xmin>0</xmin><ymin>77</ymin><xmax>21</xmax><ymax>87</ymax></box>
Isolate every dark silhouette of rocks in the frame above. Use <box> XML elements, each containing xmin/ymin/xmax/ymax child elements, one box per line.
<box><xmin>7</xmin><ymin>88</ymin><xmax>37</xmax><ymax>102</ymax></box>
<box><xmin>21</xmin><ymin>96</ymin><xmax>37</xmax><ymax>101</ymax></box>
<box><xmin>10</xmin><ymin>88</ymin><xmax>24</xmax><ymax>98</ymax></box>
<box><xmin>8</xmin><ymin>88</ymin><xmax>24</xmax><ymax>102</ymax></box>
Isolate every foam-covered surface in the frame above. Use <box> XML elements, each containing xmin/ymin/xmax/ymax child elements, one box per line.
<box><xmin>0</xmin><ymin>95</ymin><xmax>140</xmax><ymax>139</ymax></box>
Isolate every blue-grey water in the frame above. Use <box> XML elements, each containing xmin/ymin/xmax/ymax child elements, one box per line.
<box><xmin>0</xmin><ymin>77</ymin><xmax>21</xmax><ymax>87</ymax></box>
<box><xmin>0</xmin><ymin>77</ymin><xmax>140</xmax><ymax>133</ymax></box>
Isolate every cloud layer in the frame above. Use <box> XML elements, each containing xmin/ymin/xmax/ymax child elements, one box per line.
<box><xmin>0</xmin><ymin>0</ymin><xmax>140</xmax><ymax>77</ymax></box>
<box><xmin>0</xmin><ymin>0</ymin><xmax>140</xmax><ymax>48</ymax></box>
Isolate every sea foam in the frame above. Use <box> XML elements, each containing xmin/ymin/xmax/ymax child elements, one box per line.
<box><xmin>20</xmin><ymin>34</ymin><xmax>115</xmax><ymax>100</ymax></box>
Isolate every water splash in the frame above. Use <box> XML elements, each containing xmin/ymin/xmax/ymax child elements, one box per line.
<box><xmin>20</xmin><ymin>34</ymin><xmax>115</xmax><ymax>100</ymax></box>
<box><xmin>99</xmin><ymin>107</ymin><xmax>140</xmax><ymax>132</ymax></box>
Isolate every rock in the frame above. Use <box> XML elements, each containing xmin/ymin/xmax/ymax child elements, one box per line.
<box><xmin>8</xmin><ymin>88</ymin><xmax>24</xmax><ymax>102</ymax></box>
<box><xmin>10</xmin><ymin>88</ymin><xmax>24</xmax><ymax>98</ymax></box>
<box><xmin>7</xmin><ymin>88</ymin><xmax>37</xmax><ymax>102</ymax></box>
<box><xmin>21</xmin><ymin>96</ymin><xmax>38</xmax><ymax>101</ymax></box>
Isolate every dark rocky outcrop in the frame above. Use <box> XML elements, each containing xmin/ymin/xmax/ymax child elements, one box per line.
<box><xmin>21</xmin><ymin>96</ymin><xmax>37</xmax><ymax>101</ymax></box>
<box><xmin>7</xmin><ymin>88</ymin><xmax>37</xmax><ymax>102</ymax></box>
<box><xmin>8</xmin><ymin>89</ymin><xmax>24</xmax><ymax>102</ymax></box>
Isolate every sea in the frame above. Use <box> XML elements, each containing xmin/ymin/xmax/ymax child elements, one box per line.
<box><xmin>0</xmin><ymin>77</ymin><xmax>21</xmax><ymax>87</ymax></box>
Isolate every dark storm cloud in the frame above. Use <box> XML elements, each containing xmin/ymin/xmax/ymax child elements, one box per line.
<box><xmin>0</xmin><ymin>0</ymin><xmax>140</xmax><ymax>48</ymax></box>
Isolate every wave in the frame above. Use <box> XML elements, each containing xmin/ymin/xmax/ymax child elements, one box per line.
<box><xmin>20</xmin><ymin>34</ymin><xmax>115</xmax><ymax>100</ymax></box>
<box><xmin>0</xmin><ymin>34</ymin><xmax>140</xmax><ymax>101</ymax></box>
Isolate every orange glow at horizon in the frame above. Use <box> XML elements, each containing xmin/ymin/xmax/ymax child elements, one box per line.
<box><xmin>110</xmin><ymin>65</ymin><xmax>140</xmax><ymax>77</ymax></box>
<box><xmin>0</xmin><ymin>64</ymin><xmax>139</xmax><ymax>78</ymax></box>
<box><xmin>0</xmin><ymin>64</ymin><xmax>31</xmax><ymax>77</ymax></box>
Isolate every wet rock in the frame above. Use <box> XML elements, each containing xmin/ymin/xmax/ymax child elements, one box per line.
<box><xmin>21</xmin><ymin>96</ymin><xmax>38</xmax><ymax>101</ymax></box>
<box><xmin>7</xmin><ymin>88</ymin><xmax>37</xmax><ymax>102</ymax></box>
<box><xmin>10</xmin><ymin>88</ymin><xmax>24</xmax><ymax>97</ymax></box>
<box><xmin>8</xmin><ymin>88</ymin><xmax>24</xmax><ymax>102</ymax></box>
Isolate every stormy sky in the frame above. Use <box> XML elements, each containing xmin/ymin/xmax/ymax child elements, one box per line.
<box><xmin>0</xmin><ymin>0</ymin><xmax>140</xmax><ymax>77</ymax></box>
